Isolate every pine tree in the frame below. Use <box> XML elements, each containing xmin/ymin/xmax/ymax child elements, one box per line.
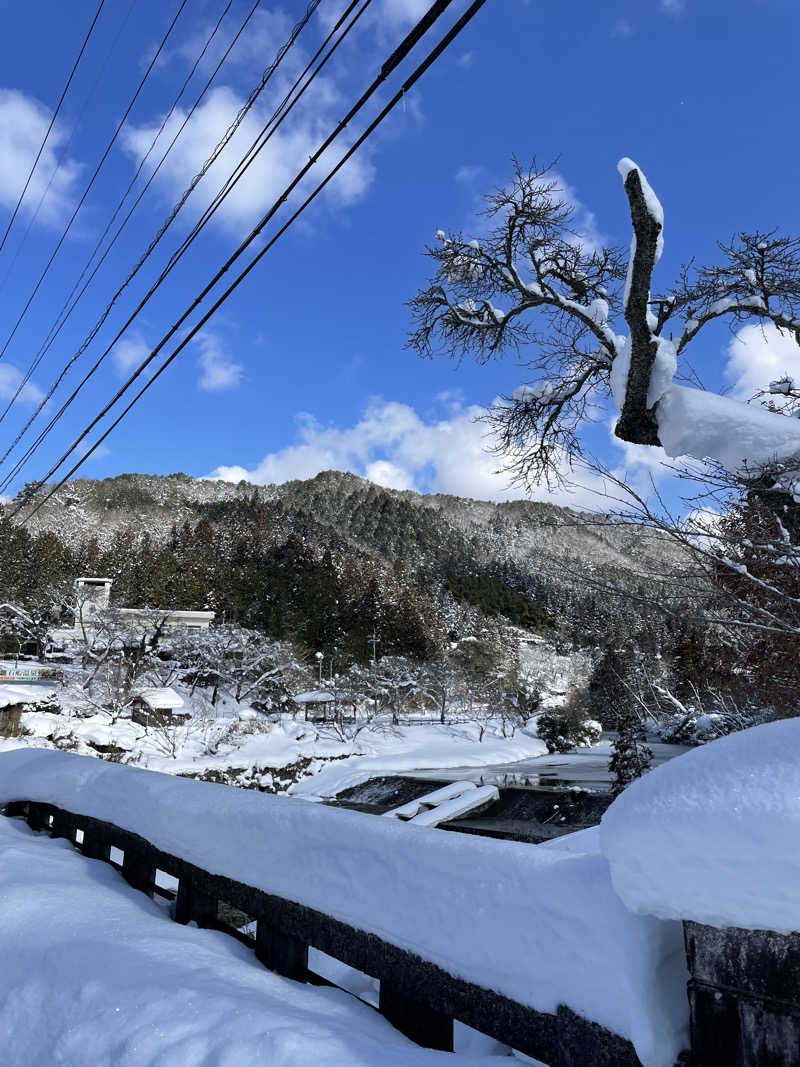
<box><xmin>609</xmin><ymin>714</ymin><xmax>653</xmax><ymax>796</ymax></box>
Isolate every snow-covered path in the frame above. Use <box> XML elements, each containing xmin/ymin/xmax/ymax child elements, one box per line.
<box><xmin>0</xmin><ymin>817</ymin><xmax>505</xmax><ymax>1066</ymax></box>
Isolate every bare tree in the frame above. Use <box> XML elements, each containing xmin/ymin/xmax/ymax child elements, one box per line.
<box><xmin>409</xmin><ymin>158</ymin><xmax>800</xmax><ymax>487</ymax></box>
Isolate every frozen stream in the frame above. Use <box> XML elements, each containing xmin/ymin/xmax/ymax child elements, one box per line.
<box><xmin>407</xmin><ymin>737</ymin><xmax>692</xmax><ymax>793</ymax></box>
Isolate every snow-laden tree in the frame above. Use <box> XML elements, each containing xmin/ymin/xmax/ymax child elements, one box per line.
<box><xmin>169</xmin><ymin>624</ymin><xmax>307</xmax><ymax>712</ymax></box>
<box><xmin>410</xmin><ymin>158</ymin><xmax>800</xmax><ymax>493</ymax></box>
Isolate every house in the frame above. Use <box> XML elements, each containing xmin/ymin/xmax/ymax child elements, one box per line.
<box><xmin>0</xmin><ymin>684</ymin><xmax>58</xmax><ymax>738</ymax></box>
<box><xmin>130</xmin><ymin>687</ymin><xmax>189</xmax><ymax>727</ymax></box>
<box><xmin>292</xmin><ymin>689</ymin><xmax>357</xmax><ymax>724</ymax></box>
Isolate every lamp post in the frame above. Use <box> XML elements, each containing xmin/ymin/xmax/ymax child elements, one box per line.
<box><xmin>315</xmin><ymin>651</ymin><xmax>324</xmax><ymax>685</ymax></box>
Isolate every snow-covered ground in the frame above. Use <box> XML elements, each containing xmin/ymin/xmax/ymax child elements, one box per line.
<box><xmin>0</xmin><ymin>749</ymin><xmax>689</xmax><ymax>1066</ymax></box>
<box><xmin>0</xmin><ymin>815</ymin><xmax>512</xmax><ymax>1066</ymax></box>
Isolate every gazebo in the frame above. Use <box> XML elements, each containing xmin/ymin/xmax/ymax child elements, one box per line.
<box><xmin>131</xmin><ymin>687</ymin><xmax>188</xmax><ymax>727</ymax></box>
<box><xmin>292</xmin><ymin>690</ymin><xmax>357</xmax><ymax>724</ymax></box>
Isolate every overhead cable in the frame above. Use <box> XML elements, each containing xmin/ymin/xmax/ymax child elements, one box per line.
<box><xmin>0</xmin><ymin>0</ymin><xmax>107</xmax><ymax>256</ymax></box>
<box><xmin>0</xmin><ymin>0</ymin><xmax>369</xmax><ymax>487</ymax></box>
<box><xmin>12</xmin><ymin>0</ymin><xmax>490</xmax><ymax>523</ymax></box>
<box><xmin>0</xmin><ymin>0</ymin><xmax>239</xmax><ymax>430</ymax></box>
<box><xmin>0</xmin><ymin>0</ymin><xmax>191</xmax><ymax>368</ymax></box>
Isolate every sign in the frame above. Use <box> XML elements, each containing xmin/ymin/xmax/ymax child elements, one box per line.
<box><xmin>0</xmin><ymin>666</ymin><xmax>62</xmax><ymax>685</ymax></box>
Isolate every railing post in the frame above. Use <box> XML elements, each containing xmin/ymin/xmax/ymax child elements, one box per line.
<box><xmin>26</xmin><ymin>801</ymin><xmax>47</xmax><ymax>833</ymax></box>
<box><xmin>379</xmin><ymin>980</ymin><xmax>453</xmax><ymax>1053</ymax></box>
<box><xmin>255</xmin><ymin>918</ymin><xmax>308</xmax><ymax>982</ymax></box>
<box><xmin>50</xmin><ymin>809</ymin><xmax>75</xmax><ymax>842</ymax></box>
<box><xmin>122</xmin><ymin>844</ymin><xmax>157</xmax><ymax>897</ymax></box>
<box><xmin>685</xmin><ymin>920</ymin><xmax>800</xmax><ymax>1067</ymax></box>
<box><xmin>175</xmin><ymin>878</ymin><xmax>217</xmax><ymax>927</ymax></box>
<box><xmin>81</xmin><ymin>824</ymin><xmax>111</xmax><ymax>862</ymax></box>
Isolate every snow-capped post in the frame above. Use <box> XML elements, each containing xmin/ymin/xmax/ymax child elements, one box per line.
<box><xmin>602</xmin><ymin>720</ymin><xmax>800</xmax><ymax>1067</ymax></box>
<box><xmin>614</xmin><ymin>161</ymin><xmax>665</xmax><ymax>447</ymax></box>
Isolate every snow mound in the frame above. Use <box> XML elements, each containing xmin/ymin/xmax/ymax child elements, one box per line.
<box><xmin>0</xmin><ymin>748</ymin><xmax>687</xmax><ymax>1066</ymax></box>
<box><xmin>601</xmin><ymin>719</ymin><xmax>800</xmax><ymax>933</ymax></box>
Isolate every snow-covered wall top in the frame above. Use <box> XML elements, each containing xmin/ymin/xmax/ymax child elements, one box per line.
<box><xmin>0</xmin><ymin>748</ymin><xmax>687</xmax><ymax>1067</ymax></box>
<box><xmin>601</xmin><ymin>719</ymin><xmax>800</xmax><ymax>934</ymax></box>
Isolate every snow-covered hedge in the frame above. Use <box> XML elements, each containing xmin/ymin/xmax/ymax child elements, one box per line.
<box><xmin>601</xmin><ymin>718</ymin><xmax>800</xmax><ymax>934</ymax></box>
<box><xmin>0</xmin><ymin>748</ymin><xmax>686</xmax><ymax>1067</ymax></box>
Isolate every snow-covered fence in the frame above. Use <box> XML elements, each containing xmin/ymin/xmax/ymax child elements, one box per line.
<box><xmin>0</xmin><ymin>749</ymin><xmax>690</xmax><ymax>1065</ymax></box>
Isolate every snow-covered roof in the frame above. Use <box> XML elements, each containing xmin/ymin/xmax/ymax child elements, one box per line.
<box><xmin>134</xmin><ymin>687</ymin><xmax>185</xmax><ymax>710</ymax></box>
<box><xmin>293</xmin><ymin>690</ymin><xmax>337</xmax><ymax>703</ymax></box>
<box><xmin>0</xmin><ymin>684</ymin><xmax>56</xmax><ymax>709</ymax></box>
<box><xmin>292</xmin><ymin>690</ymin><xmax>356</xmax><ymax>704</ymax></box>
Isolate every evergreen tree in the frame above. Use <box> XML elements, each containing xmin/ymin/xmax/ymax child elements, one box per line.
<box><xmin>609</xmin><ymin>714</ymin><xmax>653</xmax><ymax>796</ymax></box>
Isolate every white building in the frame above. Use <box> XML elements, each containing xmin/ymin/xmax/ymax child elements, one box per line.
<box><xmin>73</xmin><ymin>578</ymin><xmax>214</xmax><ymax>632</ymax></box>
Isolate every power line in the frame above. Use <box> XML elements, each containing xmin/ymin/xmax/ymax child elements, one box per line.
<box><xmin>0</xmin><ymin>0</ymin><xmax>107</xmax><ymax>257</ymax></box>
<box><xmin>0</xmin><ymin>0</ymin><xmax>191</xmax><ymax>369</ymax></box>
<box><xmin>0</xmin><ymin>0</ymin><xmax>239</xmax><ymax>431</ymax></box>
<box><xmin>0</xmin><ymin>0</ymin><xmax>368</xmax><ymax>489</ymax></box>
<box><xmin>12</xmin><ymin>0</ymin><xmax>490</xmax><ymax>523</ymax></box>
<box><xmin>0</xmin><ymin>0</ymin><xmax>140</xmax><ymax>297</ymax></box>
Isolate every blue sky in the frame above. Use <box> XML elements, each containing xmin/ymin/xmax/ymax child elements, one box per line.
<box><xmin>0</xmin><ymin>0</ymin><xmax>798</xmax><ymax>509</ymax></box>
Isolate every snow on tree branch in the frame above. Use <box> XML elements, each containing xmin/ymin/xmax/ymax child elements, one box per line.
<box><xmin>410</xmin><ymin>157</ymin><xmax>800</xmax><ymax>490</ymax></box>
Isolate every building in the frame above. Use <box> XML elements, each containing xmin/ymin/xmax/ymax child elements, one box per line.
<box><xmin>131</xmin><ymin>687</ymin><xmax>189</xmax><ymax>727</ymax></box>
<box><xmin>74</xmin><ymin>578</ymin><xmax>113</xmax><ymax>621</ymax></box>
<box><xmin>72</xmin><ymin>578</ymin><xmax>215</xmax><ymax>633</ymax></box>
<box><xmin>292</xmin><ymin>689</ymin><xmax>357</xmax><ymax>724</ymax></box>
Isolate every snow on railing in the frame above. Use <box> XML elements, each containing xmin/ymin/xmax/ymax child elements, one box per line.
<box><xmin>0</xmin><ymin>748</ymin><xmax>687</xmax><ymax>1066</ymax></box>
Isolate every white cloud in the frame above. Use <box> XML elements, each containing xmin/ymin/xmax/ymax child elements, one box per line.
<box><xmin>208</xmin><ymin>397</ymin><xmax>616</xmax><ymax>509</ymax></box>
<box><xmin>660</xmin><ymin>0</ymin><xmax>685</xmax><ymax>14</ymax></box>
<box><xmin>0</xmin><ymin>89</ymin><xmax>81</xmax><ymax>229</ymax></box>
<box><xmin>611</xmin><ymin>18</ymin><xmax>634</xmax><ymax>38</ymax></box>
<box><xmin>724</xmin><ymin>322</ymin><xmax>800</xmax><ymax>405</ymax></box>
<box><xmin>455</xmin><ymin>51</ymin><xmax>475</xmax><ymax>69</ymax></box>
<box><xmin>112</xmin><ymin>334</ymin><xmax>151</xmax><ymax>376</ymax></box>
<box><xmin>0</xmin><ymin>364</ymin><xmax>45</xmax><ymax>407</ymax></box>
<box><xmin>194</xmin><ymin>330</ymin><xmax>243</xmax><ymax>392</ymax></box>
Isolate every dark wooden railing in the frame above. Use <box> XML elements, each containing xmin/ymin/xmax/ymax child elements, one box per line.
<box><xmin>3</xmin><ymin>798</ymin><xmax>642</xmax><ymax>1067</ymax></box>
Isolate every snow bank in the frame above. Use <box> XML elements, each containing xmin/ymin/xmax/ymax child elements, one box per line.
<box><xmin>0</xmin><ymin>816</ymin><xmax>499</xmax><ymax>1067</ymax></box>
<box><xmin>290</xmin><ymin>727</ymin><xmax>548</xmax><ymax>799</ymax></box>
<box><xmin>601</xmin><ymin>719</ymin><xmax>800</xmax><ymax>933</ymax></box>
<box><xmin>0</xmin><ymin>748</ymin><xmax>687</xmax><ymax>1066</ymax></box>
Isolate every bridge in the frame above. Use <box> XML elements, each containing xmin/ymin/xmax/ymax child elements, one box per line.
<box><xmin>0</xmin><ymin>747</ymin><xmax>797</xmax><ymax>1067</ymax></box>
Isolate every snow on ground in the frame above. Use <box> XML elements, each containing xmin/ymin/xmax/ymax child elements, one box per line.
<box><xmin>601</xmin><ymin>718</ymin><xmax>800</xmax><ymax>934</ymax></box>
<box><xmin>0</xmin><ymin>748</ymin><xmax>688</xmax><ymax>1067</ymax></box>
<box><xmin>0</xmin><ymin>816</ymin><xmax>505</xmax><ymax>1067</ymax></box>
<box><xmin>289</xmin><ymin>727</ymin><xmax>547</xmax><ymax>798</ymax></box>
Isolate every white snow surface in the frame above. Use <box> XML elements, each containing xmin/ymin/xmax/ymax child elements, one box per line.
<box><xmin>601</xmin><ymin>719</ymin><xmax>800</xmax><ymax>933</ymax></box>
<box><xmin>0</xmin><ymin>748</ymin><xmax>688</xmax><ymax>1066</ymax></box>
<box><xmin>0</xmin><ymin>816</ymin><xmax>502</xmax><ymax>1067</ymax></box>
<box><xmin>0</xmin><ymin>684</ymin><xmax>56</xmax><ymax>708</ymax></box>
<box><xmin>656</xmin><ymin>383</ymin><xmax>800</xmax><ymax>473</ymax></box>
<box><xmin>409</xmin><ymin>784</ymin><xmax>499</xmax><ymax>826</ymax></box>
<box><xmin>289</xmin><ymin>729</ymin><xmax>548</xmax><ymax>799</ymax></box>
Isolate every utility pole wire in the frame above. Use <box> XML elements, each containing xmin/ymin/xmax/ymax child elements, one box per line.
<box><xmin>13</xmin><ymin>0</ymin><xmax>490</xmax><ymax>524</ymax></box>
<box><xmin>0</xmin><ymin>0</ymin><xmax>140</xmax><ymax>297</ymax></box>
<box><xmin>0</xmin><ymin>0</ymin><xmax>107</xmax><ymax>256</ymax></box>
<box><xmin>0</xmin><ymin>0</ymin><xmax>238</xmax><ymax>431</ymax></box>
<box><xmin>0</xmin><ymin>0</ymin><xmax>191</xmax><ymax>369</ymax></box>
<box><xmin>0</xmin><ymin>0</ymin><xmax>369</xmax><ymax>491</ymax></box>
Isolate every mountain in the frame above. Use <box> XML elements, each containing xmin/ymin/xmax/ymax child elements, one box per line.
<box><xmin>9</xmin><ymin>471</ymin><xmax>681</xmax><ymax>647</ymax></box>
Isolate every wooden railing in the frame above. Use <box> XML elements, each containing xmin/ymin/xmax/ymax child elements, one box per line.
<box><xmin>3</xmin><ymin>798</ymin><xmax>642</xmax><ymax>1067</ymax></box>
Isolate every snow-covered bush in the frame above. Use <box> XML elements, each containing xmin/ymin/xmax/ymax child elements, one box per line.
<box><xmin>535</xmin><ymin>692</ymin><xmax>602</xmax><ymax>753</ymax></box>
